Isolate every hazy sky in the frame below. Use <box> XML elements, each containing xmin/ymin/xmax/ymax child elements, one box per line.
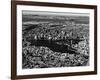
<box><xmin>22</xmin><ymin>10</ymin><xmax>90</xmax><ymax>17</ymax></box>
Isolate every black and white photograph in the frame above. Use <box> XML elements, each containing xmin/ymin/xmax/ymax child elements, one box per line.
<box><xmin>11</xmin><ymin>1</ymin><xmax>97</xmax><ymax>79</ymax></box>
<box><xmin>22</xmin><ymin>11</ymin><xmax>90</xmax><ymax>69</ymax></box>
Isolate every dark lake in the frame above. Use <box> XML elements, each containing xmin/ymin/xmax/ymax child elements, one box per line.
<box><xmin>30</xmin><ymin>39</ymin><xmax>78</xmax><ymax>54</ymax></box>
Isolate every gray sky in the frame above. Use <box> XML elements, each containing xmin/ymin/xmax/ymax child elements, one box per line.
<box><xmin>22</xmin><ymin>10</ymin><xmax>90</xmax><ymax>17</ymax></box>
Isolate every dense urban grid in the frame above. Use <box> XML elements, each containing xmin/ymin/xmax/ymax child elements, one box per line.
<box><xmin>22</xmin><ymin>12</ymin><xmax>89</xmax><ymax>69</ymax></box>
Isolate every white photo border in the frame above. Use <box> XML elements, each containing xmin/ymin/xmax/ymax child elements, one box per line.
<box><xmin>17</xmin><ymin>5</ymin><xmax>94</xmax><ymax>75</ymax></box>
